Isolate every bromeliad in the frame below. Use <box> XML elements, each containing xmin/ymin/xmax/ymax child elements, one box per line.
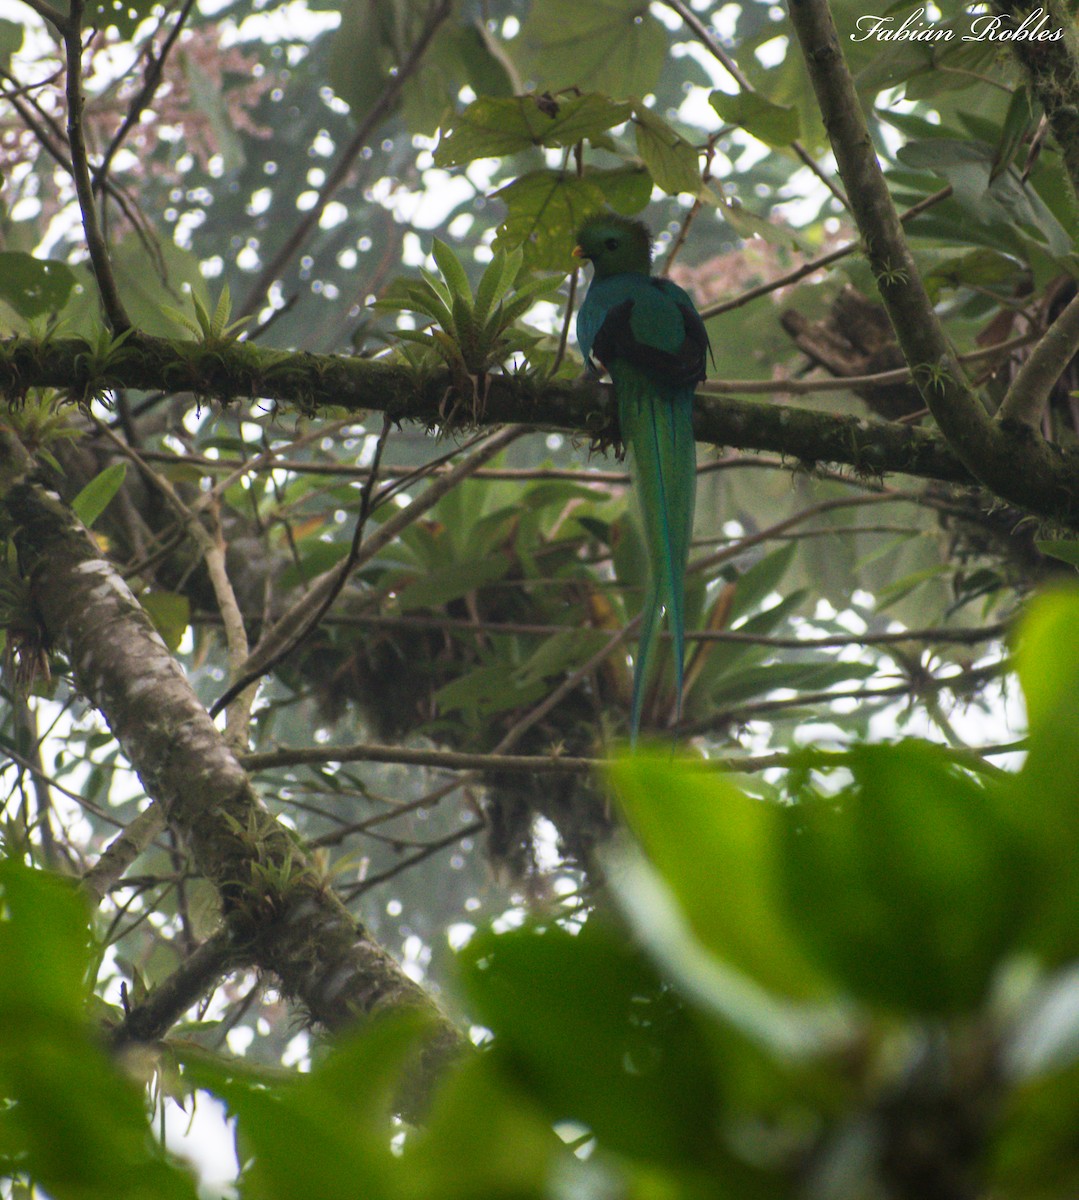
<box><xmin>574</xmin><ymin>214</ymin><xmax>708</xmax><ymax>741</ymax></box>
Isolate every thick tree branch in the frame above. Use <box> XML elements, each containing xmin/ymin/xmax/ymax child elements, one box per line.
<box><xmin>10</xmin><ymin>326</ymin><xmax>1079</xmax><ymax>516</ymax></box>
<box><xmin>2</xmin><ymin>334</ymin><xmax>980</xmax><ymax>486</ymax></box>
<box><xmin>786</xmin><ymin>0</ymin><xmax>1079</xmax><ymax>523</ymax></box>
<box><xmin>999</xmin><ymin>285</ymin><xmax>1079</xmax><ymax>425</ymax></box>
<box><xmin>0</xmin><ymin>430</ymin><xmax>460</xmax><ymax>1112</ymax></box>
<box><xmin>111</xmin><ymin>929</ymin><xmax>238</xmax><ymax>1047</ymax></box>
<box><xmin>994</xmin><ymin>0</ymin><xmax>1079</xmax><ymax>202</ymax></box>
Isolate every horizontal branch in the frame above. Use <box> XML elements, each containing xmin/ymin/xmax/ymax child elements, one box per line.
<box><xmin>242</xmin><ymin>736</ymin><xmax>1022</xmax><ymax>781</ymax></box>
<box><xmin>1</xmin><ymin>334</ymin><xmax>978</xmax><ymax>487</ymax></box>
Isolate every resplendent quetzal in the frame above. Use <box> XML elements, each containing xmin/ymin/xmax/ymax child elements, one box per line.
<box><xmin>574</xmin><ymin>214</ymin><xmax>708</xmax><ymax>740</ymax></box>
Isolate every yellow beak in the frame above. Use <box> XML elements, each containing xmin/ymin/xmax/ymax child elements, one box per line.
<box><xmin>572</xmin><ymin>244</ymin><xmax>587</xmax><ymax>259</ymax></box>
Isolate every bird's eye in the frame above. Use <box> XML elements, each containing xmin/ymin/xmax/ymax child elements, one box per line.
<box><xmin>604</xmin><ymin>237</ymin><xmax>619</xmax><ymax>251</ymax></box>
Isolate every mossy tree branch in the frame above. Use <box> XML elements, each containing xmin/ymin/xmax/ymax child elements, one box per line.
<box><xmin>0</xmin><ymin>428</ymin><xmax>461</xmax><ymax>1113</ymax></box>
<box><xmin>993</xmin><ymin>0</ymin><xmax>1079</xmax><ymax>204</ymax></box>
<box><xmin>1000</xmin><ymin>285</ymin><xmax>1079</xmax><ymax>425</ymax></box>
<box><xmin>0</xmin><ymin>331</ymin><xmax>986</xmax><ymax>485</ymax></box>
<box><xmin>8</xmin><ymin>326</ymin><xmax>1079</xmax><ymax>517</ymax></box>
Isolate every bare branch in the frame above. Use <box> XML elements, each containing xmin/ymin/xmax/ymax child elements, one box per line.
<box><xmin>63</xmin><ymin>14</ymin><xmax>131</xmax><ymax>329</ymax></box>
<box><xmin>93</xmin><ymin>0</ymin><xmax>199</xmax><ymax>193</ymax></box>
<box><xmin>236</xmin><ymin>0</ymin><xmax>454</xmax><ymax>322</ymax></box>
<box><xmin>700</xmin><ymin>186</ymin><xmax>953</xmax><ymax>320</ymax></box>
<box><xmin>81</xmin><ymin>804</ymin><xmax>167</xmax><ymax>907</ymax></box>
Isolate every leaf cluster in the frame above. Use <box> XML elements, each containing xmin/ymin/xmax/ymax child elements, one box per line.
<box><xmin>374</xmin><ymin>239</ymin><xmax>563</xmax><ymax>384</ymax></box>
<box><xmin>8</xmin><ymin>591</ymin><xmax>1079</xmax><ymax>1195</ymax></box>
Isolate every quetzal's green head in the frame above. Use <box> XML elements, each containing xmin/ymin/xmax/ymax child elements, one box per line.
<box><xmin>573</xmin><ymin>214</ymin><xmax>652</xmax><ymax>278</ymax></box>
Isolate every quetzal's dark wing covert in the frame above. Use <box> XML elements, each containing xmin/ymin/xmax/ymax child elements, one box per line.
<box><xmin>591</xmin><ymin>281</ymin><xmax>709</xmax><ymax>389</ymax></box>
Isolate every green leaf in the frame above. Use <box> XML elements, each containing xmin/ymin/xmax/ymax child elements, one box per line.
<box><xmin>140</xmin><ymin>590</ymin><xmax>190</xmax><ymax>653</ymax></box>
<box><xmin>993</xmin><ymin>85</ymin><xmax>1036</xmax><ymax>182</ymax></box>
<box><xmin>709</xmin><ymin>90</ymin><xmax>800</xmax><ymax>147</ymax></box>
<box><xmin>719</xmin><ymin>203</ymin><xmax>804</xmax><ymax>248</ymax></box>
<box><xmin>327</xmin><ymin>0</ymin><xmax>400</xmax><ymax>123</ymax></box>
<box><xmin>611</xmin><ymin>850</ymin><xmax>851</xmax><ymax>1057</ymax></box>
<box><xmin>55</xmin><ymin>0</ymin><xmax>157</xmax><ymax>36</ymax></box>
<box><xmin>518</xmin><ymin>0</ymin><xmax>667</xmax><ymax>98</ymax></box>
<box><xmin>0</xmin><ymin>862</ymin><xmax>90</xmax><ymax>1015</ymax></box>
<box><xmin>493</xmin><ymin>171</ymin><xmax>607</xmax><ymax>270</ymax></box>
<box><xmin>405</xmin><ymin>1053</ymin><xmax>563</xmax><ymax>1197</ymax></box>
<box><xmin>71</xmin><ymin>462</ymin><xmax>127</xmax><ymax>529</ymax></box>
<box><xmin>431</xmin><ymin>238</ymin><xmax>473</xmax><ymax>305</ymax></box>
<box><xmin>1014</xmin><ymin>588</ymin><xmax>1079</xmax><ymax>778</ymax></box>
<box><xmin>0</xmin><ymin>18</ymin><xmax>24</xmax><ymax>70</ymax></box>
<box><xmin>181</xmin><ymin>52</ymin><xmax>244</xmax><ymax>175</ymax></box>
<box><xmin>727</xmin><ymin>543</ymin><xmax>798</xmax><ymax>626</ymax></box>
<box><xmin>110</xmin><ymin>237</ymin><xmax>210</xmax><ymax>338</ymax></box>
<box><xmin>434</xmin><ymin>92</ymin><xmax>632</xmax><ymax>167</ymax></box>
<box><xmin>0</xmin><ymin>863</ymin><xmax>199</xmax><ymax>1199</ymax></box>
<box><xmin>473</xmin><ymin>247</ymin><xmax>522</xmax><ymax>330</ymax></box>
<box><xmin>897</xmin><ymin>139</ymin><xmax>1074</xmax><ymax>258</ymax></box>
<box><xmin>590</xmin><ymin>164</ymin><xmax>653</xmax><ymax>214</ymax></box>
<box><xmin>183</xmin><ymin>1013</ymin><xmax>428</xmax><ymax>1199</ymax></box>
<box><xmin>0</xmin><ymin>253</ymin><xmax>77</xmax><ymax>320</ymax></box>
<box><xmin>609</xmin><ymin>752</ymin><xmax>829</xmax><ymax>999</ymax></box>
<box><xmin>435</xmin><ymin>664</ymin><xmax>547</xmax><ymax>721</ymax></box>
<box><xmin>633</xmin><ymin>104</ymin><xmax>701</xmax><ymax>196</ymax></box>
<box><xmin>1036</xmin><ymin>540</ymin><xmax>1079</xmax><ymax>570</ymax></box>
<box><xmin>394</xmin><ymin>554</ymin><xmax>509</xmax><ymax>612</ymax></box>
<box><xmin>459</xmin><ymin>922</ymin><xmax>732</xmax><ymax>1178</ymax></box>
<box><xmin>924</xmin><ymin>247</ymin><xmax>1023</xmax><ymax>300</ymax></box>
<box><xmin>402</xmin><ymin>19</ymin><xmax>517</xmax><ymax>136</ymax></box>
<box><xmin>780</xmin><ymin>742</ymin><xmax>1032</xmax><ymax>1014</ymax></box>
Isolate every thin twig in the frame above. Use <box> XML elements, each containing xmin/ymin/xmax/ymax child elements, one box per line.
<box><xmin>244</xmin><ymin>744</ymin><xmax>599</xmax><ymax>775</ymax></box>
<box><xmin>662</xmin><ymin>0</ymin><xmax>849</xmax><ymax>210</ymax></box>
<box><xmin>93</xmin><ymin>0</ymin><xmax>199</xmax><ymax>192</ymax></box>
<box><xmin>662</xmin><ymin>132</ymin><xmax>721</xmax><ymax>275</ymax></box>
<box><xmin>210</xmin><ymin>423</ymin><xmax>527</xmax><ymax>717</ymax></box>
<box><xmin>236</xmin><ymin>0</ymin><xmax>453</xmax><ymax>321</ymax></box>
<box><xmin>701</xmin><ymin>186</ymin><xmax>953</xmax><ymax>320</ymax></box>
<box><xmin>349</xmin><ymin>820</ymin><xmax>485</xmax><ymax>894</ymax></box>
<box><xmin>64</xmin><ymin>13</ymin><xmax>131</xmax><ymax>330</ymax></box>
<box><xmin>208</xmin><ymin>414</ymin><xmax>395</xmax><ymax>717</ymax></box>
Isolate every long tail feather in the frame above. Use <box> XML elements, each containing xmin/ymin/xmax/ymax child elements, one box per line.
<box><xmin>613</xmin><ymin>363</ymin><xmax>696</xmax><ymax>741</ymax></box>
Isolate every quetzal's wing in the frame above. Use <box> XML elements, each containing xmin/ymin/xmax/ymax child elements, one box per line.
<box><xmin>592</xmin><ymin>278</ymin><xmax>708</xmax><ymax>386</ymax></box>
<box><xmin>649</xmin><ymin>277</ymin><xmax>711</xmax><ymax>381</ymax></box>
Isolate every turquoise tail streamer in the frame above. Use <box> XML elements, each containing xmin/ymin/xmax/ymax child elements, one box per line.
<box><xmin>613</xmin><ymin>361</ymin><xmax>696</xmax><ymax>740</ymax></box>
